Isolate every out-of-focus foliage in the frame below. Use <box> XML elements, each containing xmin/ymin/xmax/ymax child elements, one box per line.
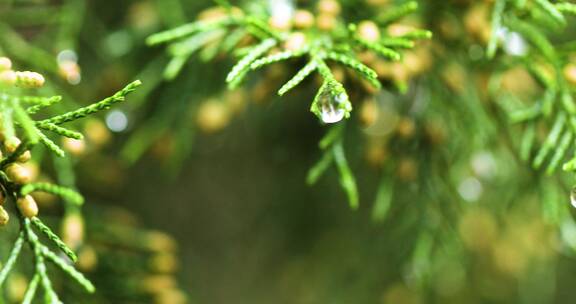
<box><xmin>4</xmin><ymin>0</ymin><xmax>576</xmax><ymax>303</ymax></box>
<box><xmin>0</xmin><ymin>1</ymin><xmax>184</xmax><ymax>303</ymax></box>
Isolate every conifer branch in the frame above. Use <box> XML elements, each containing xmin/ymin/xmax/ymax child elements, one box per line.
<box><xmin>278</xmin><ymin>60</ymin><xmax>318</xmax><ymax>96</ymax></box>
<box><xmin>372</xmin><ymin>173</ymin><xmax>394</xmax><ymax>222</ymax></box>
<box><xmin>21</xmin><ymin>183</ymin><xmax>84</xmax><ymax>205</ymax></box>
<box><xmin>21</xmin><ymin>274</ymin><xmax>40</xmax><ymax>304</ymax></box>
<box><xmin>0</xmin><ymin>231</ymin><xmax>25</xmax><ymax>286</ymax></box>
<box><xmin>36</xmin><ymin>122</ymin><xmax>84</xmax><ymax>139</ymax></box>
<box><xmin>380</xmin><ymin>37</ymin><xmax>415</xmax><ymax>49</ymax></box>
<box><xmin>534</xmin><ymin>0</ymin><xmax>566</xmax><ymax>25</ymax></box>
<box><xmin>40</xmin><ymin>80</ymin><xmax>141</xmax><ymax>125</ymax></box>
<box><xmin>37</xmin><ymin>130</ymin><xmax>66</xmax><ymax>157</ymax></box>
<box><xmin>376</xmin><ymin>1</ymin><xmax>418</xmax><ymax>24</ymax></box>
<box><xmin>0</xmin><ymin>58</ymin><xmax>137</xmax><ymax>302</ymax></box>
<box><xmin>326</xmin><ymin>51</ymin><xmax>381</xmax><ymax>89</ymax></box>
<box><xmin>41</xmin><ymin>246</ymin><xmax>95</xmax><ymax>293</ymax></box>
<box><xmin>148</xmin><ymin>1</ymin><xmax>429</xmax><ymax>126</ymax></box>
<box><xmin>144</xmin><ymin>1</ymin><xmax>429</xmax><ymax>208</ymax></box>
<box><xmin>487</xmin><ymin>0</ymin><xmax>506</xmax><ymax>58</ymax></box>
<box><xmin>399</xmin><ymin>30</ymin><xmax>433</xmax><ymax>40</ymax></box>
<box><xmin>31</xmin><ymin>217</ymin><xmax>78</xmax><ymax>262</ymax></box>
<box><xmin>146</xmin><ymin>17</ymin><xmax>236</xmax><ymax>45</ymax></box>
<box><xmin>250</xmin><ymin>48</ymin><xmax>308</xmax><ymax>71</ymax></box>
<box><xmin>226</xmin><ymin>38</ymin><xmax>277</xmax><ymax>88</ymax></box>
<box><xmin>307</xmin><ymin>151</ymin><xmax>334</xmax><ymax>185</ymax></box>
<box><xmin>333</xmin><ymin>141</ymin><xmax>359</xmax><ymax>209</ymax></box>
<box><xmin>354</xmin><ymin>37</ymin><xmax>401</xmax><ymax>61</ymax></box>
<box><xmin>25</xmin><ymin>96</ymin><xmax>62</xmax><ymax>114</ymax></box>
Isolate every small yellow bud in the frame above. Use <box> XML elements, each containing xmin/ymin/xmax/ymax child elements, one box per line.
<box><xmin>146</xmin><ymin>231</ymin><xmax>177</xmax><ymax>252</ymax></box>
<box><xmin>0</xmin><ymin>70</ymin><xmax>17</xmax><ymax>86</ymax></box>
<box><xmin>365</xmin><ymin>143</ymin><xmax>388</xmax><ymax>168</ymax></box>
<box><xmin>17</xmin><ymin>195</ymin><xmax>38</xmax><ymax>218</ymax></box>
<box><xmin>15</xmin><ymin>71</ymin><xmax>45</xmax><ymax>88</ymax></box>
<box><xmin>6</xmin><ymin>273</ymin><xmax>27</xmax><ymax>302</ymax></box>
<box><xmin>77</xmin><ymin>246</ymin><xmax>98</xmax><ymax>271</ymax></box>
<box><xmin>62</xmin><ymin>138</ymin><xmax>86</xmax><ymax>156</ymax></box>
<box><xmin>397</xmin><ymin>158</ymin><xmax>418</xmax><ymax>182</ymax></box>
<box><xmin>293</xmin><ymin>10</ymin><xmax>315</xmax><ymax>29</ymax></box>
<box><xmin>16</xmin><ymin>151</ymin><xmax>31</xmax><ymax>163</ymax></box>
<box><xmin>268</xmin><ymin>14</ymin><xmax>292</xmax><ymax>31</ymax></box>
<box><xmin>141</xmin><ymin>275</ymin><xmax>176</xmax><ymax>293</ymax></box>
<box><xmin>4</xmin><ymin>136</ymin><xmax>21</xmax><ymax>154</ymax></box>
<box><xmin>360</xmin><ymin>98</ymin><xmax>379</xmax><ymax>127</ymax></box>
<box><xmin>318</xmin><ymin>0</ymin><xmax>341</xmax><ymax>16</ymax></box>
<box><xmin>58</xmin><ymin>61</ymin><xmax>81</xmax><ymax>85</ymax></box>
<box><xmin>0</xmin><ymin>206</ymin><xmax>9</xmax><ymax>226</ymax></box>
<box><xmin>197</xmin><ymin>7</ymin><xmax>228</xmax><ymax>21</ymax></box>
<box><xmin>22</xmin><ymin>162</ymin><xmax>39</xmax><ymax>181</ymax></box>
<box><xmin>0</xmin><ymin>57</ymin><xmax>12</xmax><ymax>71</ymax></box>
<box><xmin>564</xmin><ymin>64</ymin><xmax>576</xmax><ymax>86</ymax></box>
<box><xmin>84</xmin><ymin>119</ymin><xmax>111</xmax><ymax>147</ymax></box>
<box><xmin>5</xmin><ymin>163</ymin><xmax>34</xmax><ymax>184</ymax></box>
<box><xmin>150</xmin><ymin>253</ymin><xmax>178</xmax><ymax>273</ymax></box>
<box><xmin>317</xmin><ymin>13</ymin><xmax>337</xmax><ymax>31</ymax></box>
<box><xmin>62</xmin><ymin>213</ymin><xmax>85</xmax><ymax>248</ymax></box>
<box><xmin>464</xmin><ymin>4</ymin><xmax>492</xmax><ymax>43</ymax></box>
<box><xmin>357</xmin><ymin>21</ymin><xmax>381</xmax><ymax>42</ymax></box>
<box><xmin>196</xmin><ymin>99</ymin><xmax>231</xmax><ymax>133</ymax></box>
<box><xmin>396</xmin><ymin>117</ymin><xmax>416</xmax><ymax>139</ymax></box>
<box><xmin>284</xmin><ymin>32</ymin><xmax>307</xmax><ymax>51</ymax></box>
<box><xmin>197</xmin><ymin>6</ymin><xmax>243</xmax><ymax>21</ymax></box>
<box><xmin>155</xmin><ymin>289</ymin><xmax>188</xmax><ymax>304</ymax></box>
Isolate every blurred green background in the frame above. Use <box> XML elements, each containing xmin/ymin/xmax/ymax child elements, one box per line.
<box><xmin>4</xmin><ymin>0</ymin><xmax>576</xmax><ymax>303</ymax></box>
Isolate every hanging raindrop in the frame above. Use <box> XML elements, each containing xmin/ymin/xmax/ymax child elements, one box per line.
<box><xmin>318</xmin><ymin>91</ymin><xmax>347</xmax><ymax>124</ymax></box>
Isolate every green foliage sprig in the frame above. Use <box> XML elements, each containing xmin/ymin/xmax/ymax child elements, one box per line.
<box><xmin>486</xmin><ymin>0</ymin><xmax>576</xmax><ymax>176</ymax></box>
<box><xmin>0</xmin><ymin>57</ymin><xmax>140</xmax><ymax>303</ymax></box>
<box><xmin>147</xmin><ymin>0</ymin><xmax>430</xmax><ymax>208</ymax></box>
<box><xmin>307</xmin><ymin>124</ymin><xmax>358</xmax><ymax>209</ymax></box>
<box><xmin>147</xmin><ymin>0</ymin><xmax>430</xmax><ymax>124</ymax></box>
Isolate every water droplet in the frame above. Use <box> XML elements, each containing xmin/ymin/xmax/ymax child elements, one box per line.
<box><xmin>318</xmin><ymin>91</ymin><xmax>347</xmax><ymax>124</ymax></box>
<box><xmin>570</xmin><ymin>187</ymin><xmax>576</xmax><ymax>208</ymax></box>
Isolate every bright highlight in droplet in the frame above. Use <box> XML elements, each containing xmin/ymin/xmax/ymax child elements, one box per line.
<box><xmin>105</xmin><ymin>110</ymin><xmax>128</xmax><ymax>132</ymax></box>
<box><xmin>319</xmin><ymin>92</ymin><xmax>347</xmax><ymax>124</ymax></box>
